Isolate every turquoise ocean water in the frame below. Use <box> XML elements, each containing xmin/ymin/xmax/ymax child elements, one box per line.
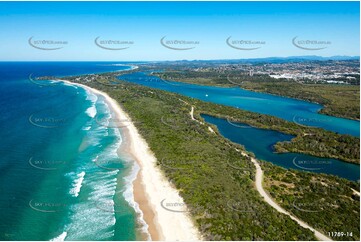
<box><xmin>0</xmin><ymin>62</ymin><xmax>148</xmax><ymax>241</ymax></box>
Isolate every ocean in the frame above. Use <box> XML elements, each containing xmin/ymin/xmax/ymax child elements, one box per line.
<box><xmin>0</xmin><ymin>62</ymin><xmax>148</xmax><ymax>241</ymax></box>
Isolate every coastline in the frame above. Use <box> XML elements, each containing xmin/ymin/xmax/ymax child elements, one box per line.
<box><xmin>61</xmin><ymin>79</ymin><xmax>202</xmax><ymax>241</ymax></box>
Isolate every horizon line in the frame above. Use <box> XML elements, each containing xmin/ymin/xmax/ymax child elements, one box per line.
<box><xmin>1</xmin><ymin>55</ymin><xmax>359</xmax><ymax>63</ymax></box>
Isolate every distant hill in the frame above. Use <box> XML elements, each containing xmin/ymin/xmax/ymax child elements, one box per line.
<box><xmin>164</xmin><ymin>56</ymin><xmax>360</xmax><ymax>64</ymax></box>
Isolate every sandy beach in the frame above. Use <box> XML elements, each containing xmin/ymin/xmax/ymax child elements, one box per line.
<box><xmin>62</xmin><ymin>80</ymin><xmax>202</xmax><ymax>241</ymax></box>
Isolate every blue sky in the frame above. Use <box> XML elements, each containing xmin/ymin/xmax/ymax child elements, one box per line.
<box><xmin>0</xmin><ymin>1</ymin><xmax>359</xmax><ymax>61</ymax></box>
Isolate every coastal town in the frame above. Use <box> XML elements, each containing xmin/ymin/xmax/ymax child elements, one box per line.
<box><xmin>166</xmin><ymin>59</ymin><xmax>360</xmax><ymax>85</ymax></box>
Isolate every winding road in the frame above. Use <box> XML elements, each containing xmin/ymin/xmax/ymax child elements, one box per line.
<box><xmin>187</xmin><ymin>104</ymin><xmax>332</xmax><ymax>241</ymax></box>
<box><xmin>244</xmin><ymin>153</ymin><xmax>332</xmax><ymax>241</ymax></box>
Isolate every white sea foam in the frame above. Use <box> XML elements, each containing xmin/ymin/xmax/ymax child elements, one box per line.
<box><xmin>65</xmin><ymin>200</ymin><xmax>116</xmax><ymax>240</ymax></box>
<box><xmin>85</xmin><ymin>106</ymin><xmax>97</xmax><ymax>118</ymax></box>
<box><xmin>92</xmin><ymin>155</ymin><xmax>99</xmax><ymax>163</ymax></box>
<box><xmin>82</xmin><ymin>126</ymin><xmax>91</xmax><ymax>131</ymax></box>
<box><xmin>65</xmin><ymin>169</ymin><xmax>119</xmax><ymax>240</ymax></box>
<box><xmin>59</xmin><ymin>78</ymin><xmax>149</xmax><ymax>240</ymax></box>
<box><xmin>109</xmin><ymin>64</ymin><xmax>139</xmax><ymax>71</ymax></box>
<box><xmin>85</xmin><ymin>89</ymin><xmax>98</xmax><ymax>103</ymax></box>
<box><xmin>120</xmin><ymin>152</ymin><xmax>151</xmax><ymax>240</ymax></box>
<box><xmin>88</xmin><ymin>94</ymin><xmax>149</xmax><ymax>239</ymax></box>
<box><xmin>50</xmin><ymin>232</ymin><xmax>67</xmax><ymax>241</ymax></box>
<box><xmin>99</xmin><ymin>93</ymin><xmax>149</xmax><ymax>239</ymax></box>
<box><xmin>60</xmin><ymin>80</ymin><xmax>78</xmax><ymax>89</ymax></box>
<box><xmin>83</xmin><ymin>89</ymin><xmax>98</xmax><ymax>118</ymax></box>
<box><xmin>70</xmin><ymin>171</ymin><xmax>86</xmax><ymax>197</ymax></box>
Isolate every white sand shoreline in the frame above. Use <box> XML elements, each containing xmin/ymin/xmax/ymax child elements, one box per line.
<box><xmin>61</xmin><ymin>79</ymin><xmax>202</xmax><ymax>241</ymax></box>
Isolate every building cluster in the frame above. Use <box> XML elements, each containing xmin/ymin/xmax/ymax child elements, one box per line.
<box><xmin>195</xmin><ymin>60</ymin><xmax>360</xmax><ymax>84</ymax></box>
<box><xmin>73</xmin><ymin>74</ymin><xmax>113</xmax><ymax>82</ymax></box>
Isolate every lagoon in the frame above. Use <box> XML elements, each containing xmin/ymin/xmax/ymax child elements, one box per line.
<box><xmin>119</xmin><ymin>72</ymin><xmax>360</xmax><ymax>137</ymax></box>
<box><xmin>202</xmin><ymin>114</ymin><xmax>359</xmax><ymax>181</ymax></box>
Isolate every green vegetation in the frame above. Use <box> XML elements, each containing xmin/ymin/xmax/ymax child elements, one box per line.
<box><xmin>240</xmin><ymin>81</ymin><xmax>360</xmax><ymax>120</ymax></box>
<box><xmin>72</xmin><ymin>76</ymin><xmax>316</xmax><ymax>240</ymax></box>
<box><xmin>262</xmin><ymin>161</ymin><xmax>360</xmax><ymax>241</ymax></box>
<box><xmin>191</xmin><ymin>100</ymin><xmax>359</xmax><ymax>164</ymax></box>
<box><xmin>154</xmin><ymin>70</ymin><xmax>360</xmax><ymax>120</ymax></box>
<box><xmin>155</xmin><ymin>70</ymin><xmax>237</xmax><ymax>87</ymax></box>
<box><xmin>96</xmin><ymin>71</ymin><xmax>360</xmax><ymax>164</ymax></box>
<box><xmin>68</xmin><ymin>75</ymin><xmax>359</xmax><ymax>240</ymax></box>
